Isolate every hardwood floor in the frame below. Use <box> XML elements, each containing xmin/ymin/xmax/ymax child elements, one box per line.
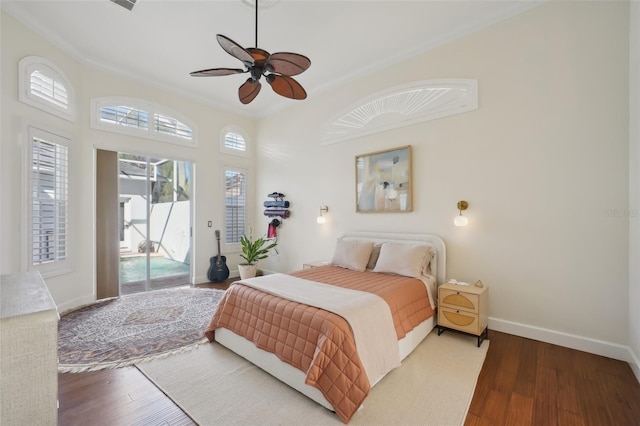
<box><xmin>58</xmin><ymin>285</ymin><xmax>640</xmax><ymax>425</ymax></box>
<box><xmin>466</xmin><ymin>331</ymin><xmax>640</xmax><ymax>426</ymax></box>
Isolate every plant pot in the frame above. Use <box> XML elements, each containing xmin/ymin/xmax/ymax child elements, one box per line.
<box><xmin>238</xmin><ymin>263</ymin><xmax>258</xmax><ymax>280</ymax></box>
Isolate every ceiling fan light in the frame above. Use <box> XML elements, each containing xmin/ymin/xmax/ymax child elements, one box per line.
<box><xmin>247</xmin><ymin>48</ymin><xmax>270</xmax><ymax>62</ymax></box>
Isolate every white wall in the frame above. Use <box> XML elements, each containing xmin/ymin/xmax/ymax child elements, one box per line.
<box><xmin>256</xmin><ymin>2</ymin><xmax>632</xmax><ymax>359</ymax></box>
<box><xmin>1</xmin><ymin>11</ymin><xmax>255</xmax><ymax>310</ymax></box>
<box><xmin>629</xmin><ymin>1</ymin><xmax>640</xmax><ymax>379</ymax></box>
<box><xmin>1</xmin><ymin>1</ymin><xmax>637</xmax><ymax>372</ymax></box>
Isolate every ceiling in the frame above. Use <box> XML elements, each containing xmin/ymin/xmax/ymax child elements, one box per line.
<box><xmin>2</xmin><ymin>0</ymin><xmax>542</xmax><ymax>118</ymax></box>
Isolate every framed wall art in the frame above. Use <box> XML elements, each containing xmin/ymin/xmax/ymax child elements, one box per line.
<box><xmin>355</xmin><ymin>145</ymin><xmax>412</xmax><ymax>213</ymax></box>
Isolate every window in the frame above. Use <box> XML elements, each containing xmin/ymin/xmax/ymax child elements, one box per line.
<box><xmin>224</xmin><ymin>167</ymin><xmax>247</xmax><ymax>245</ymax></box>
<box><xmin>91</xmin><ymin>97</ymin><xmax>197</xmax><ymax>146</ymax></box>
<box><xmin>220</xmin><ymin>126</ymin><xmax>248</xmax><ymax>156</ymax></box>
<box><xmin>19</xmin><ymin>56</ymin><xmax>76</xmax><ymax>122</ymax></box>
<box><xmin>155</xmin><ymin>113</ymin><xmax>193</xmax><ymax>140</ymax></box>
<box><xmin>100</xmin><ymin>105</ymin><xmax>149</xmax><ymax>130</ymax></box>
<box><xmin>28</xmin><ymin>126</ymin><xmax>70</xmax><ymax>275</ymax></box>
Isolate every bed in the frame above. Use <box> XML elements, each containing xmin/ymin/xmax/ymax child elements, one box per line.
<box><xmin>205</xmin><ymin>232</ymin><xmax>446</xmax><ymax>423</ymax></box>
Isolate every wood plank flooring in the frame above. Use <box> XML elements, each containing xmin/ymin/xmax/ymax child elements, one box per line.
<box><xmin>58</xmin><ymin>283</ymin><xmax>640</xmax><ymax>425</ymax></box>
<box><xmin>465</xmin><ymin>330</ymin><xmax>640</xmax><ymax>426</ymax></box>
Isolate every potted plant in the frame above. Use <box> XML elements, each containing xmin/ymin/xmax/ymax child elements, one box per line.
<box><xmin>238</xmin><ymin>231</ymin><xmax>277</xmax><ymax>279</ymax></box>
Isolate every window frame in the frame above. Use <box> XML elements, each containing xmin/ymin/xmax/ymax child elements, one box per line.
<box><xmin>220</xmin><ymin>126</ymin><xmax>249</xmax><ymax>157</ymax></box>
<box><xmin>90</xmin><ymin>97</ymin><xmax>198</xmax><ymax>147</ymax></box>
<box><xmin>223</xmin><ymin>165</ymin><xmax>249</xmax><ymax>252</ymax></box>
<box><xmin>24</xmin><ymin>124</ymin><xmax>73</xmax><ymax>277</ymax></box>
<box><xmin>18</xmin><ymin>56</ymin><xmax>76</xmax><ymax>122</ymax></box>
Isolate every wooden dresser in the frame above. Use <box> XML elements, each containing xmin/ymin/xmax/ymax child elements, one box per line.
<box><xmin>1</xmin><ymin>272</ymin><xmax>59</xmax><ymax>425</ymax></box>
<box><xmin>437</xmin><ymin>282</ymin><xmax>489</xmax><ymax>347</ymax></box>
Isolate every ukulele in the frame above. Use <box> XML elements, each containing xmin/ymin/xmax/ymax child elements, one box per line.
<box><xmin>207</xmin><ymin>230</ymin><xmax>229</xmax><ymax>282</ymax></box>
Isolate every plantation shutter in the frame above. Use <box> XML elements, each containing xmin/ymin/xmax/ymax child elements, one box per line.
<box><xmin>224</xmin><ymin>131</ymin><xmax>246</xmax><ymax>153</ymax></box>
<box><xmin>224</xmin><ymin>168</ymin><xmax>246</xmax><ymax>244</ymax></box>
<box><xmin>30</xmin><ymin>70</ymin><xmax>69</xmax><ymax>109</ymax></box>
<box><xmin>31</xmin><ymin>128</ymin><xmax>69</xmax><ymax>265</ymax></box>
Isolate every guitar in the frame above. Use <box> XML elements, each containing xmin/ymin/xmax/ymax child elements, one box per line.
<box><xmin>207</xmin><ymin>230</ymin><xmax>229</xmax><ymax>282</ymax></box>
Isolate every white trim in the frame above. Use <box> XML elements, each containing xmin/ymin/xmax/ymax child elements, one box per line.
<box><xmin>90</xmin><ymin>97</ymin><xmax>198</xmax><ymax>147</ymax></box>
<box><xmin>23</xmin><ymin>123</ymin><xmax>73</xmax><ymax>277</ymax></box>
<box><xmin>629</xmin><ymin>0</ymin><xmax>640</xmax><ymax>386</ymax></box>
<box><xmin>630</xmin><ymin>348</ymin><xmax>640</xmax><ymax>384</ymax></box>
<box><xmin>56</xmin><ymin>294</ymin><xmax>96</xmax><ymax>314</ymax></box>
<box><xmin>222</xmin><ymin>164</ymin><xmax>249</xmax><ymax>252</ymax></box>
<box><xmin>18</xmin><ymin>56</ymin><xmax>76</xmax><ymax>122</ymax></box>
<box><xmin>321</xmin><ymin>79</ymin><xmax>478</xmax><ymax>145</ymax></box>
<box><xmin>220</xmin><ymin>125</ymin><xmax>249</xmax><ymax>157</ymax></box>
<box><xmin>489</xmin><ymin>317</ymin><xmax>637</xmax><ymax>367</ymax></box>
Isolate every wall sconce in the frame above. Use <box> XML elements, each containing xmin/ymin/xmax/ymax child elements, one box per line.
<box><xmin>454</xmin><ymin>201</ymin><xmax>468</xmax><ymax>227</ymax></box>
<box><xmin>317</xmin><ymin>206</ymin><xmax>329</xmax><ymax>224</ymax></box>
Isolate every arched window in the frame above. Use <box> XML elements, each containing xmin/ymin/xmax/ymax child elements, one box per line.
<box><xmin>19</xmin><ymin>56</ymin><xmax>76</xmax><ymax>122</ymax></box>
<box><xmin>91</xmin><ymin>97</ymin><xmax>197</xmax><ymax>146</ymax></box>
<box><xmin>220</xmin><ymin>126</ymin><xmax>248</xmax><ymax>157</ymax></box>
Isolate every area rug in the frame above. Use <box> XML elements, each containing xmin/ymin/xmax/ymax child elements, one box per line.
<box><xmin>137</xmin><ymin>330</ymin><xmax>489</xmax><ymax>425</ymax></box>
<box><xmin>58</xmin><ymin>287</ymin><xmax>224</xmax><ymax>372</ymax></box>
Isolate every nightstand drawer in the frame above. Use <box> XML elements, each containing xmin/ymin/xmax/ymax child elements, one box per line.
<box><xmin>438</xmin><ymin>307</ymin><xmax>481</xmax><ymax>335</ymax></box>
<box><xmin>439</xmin><ymin>288</ymin><xmax>479</xmax><ymax>314</ymax></box>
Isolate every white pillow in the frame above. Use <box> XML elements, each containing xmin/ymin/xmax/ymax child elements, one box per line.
<box><xmin>372</xmin><ymin>243</ymin><xmax>434</xmax><ymax>278</ymax></box>
<box><xmin>330</xmin><ymin>240</ymin><xmax>374</xmax><ymax>272</ymax></box>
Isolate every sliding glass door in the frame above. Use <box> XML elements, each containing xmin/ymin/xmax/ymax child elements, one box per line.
<box><xmin>118</xmin><ymin>153</ymin><xmax>192</xmax><ymax>295</ymax></box>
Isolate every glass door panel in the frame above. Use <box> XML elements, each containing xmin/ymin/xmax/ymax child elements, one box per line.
<box><xmin>118</xmin><ymin>153</ymin><xmax>192</xmax><ymax>295</ymax></box>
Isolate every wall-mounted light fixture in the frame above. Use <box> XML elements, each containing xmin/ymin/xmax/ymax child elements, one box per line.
<box><xmin>454</xmin><ymin>200</ymin><xmax>469</xmax><ymax>227</ymax></box>
<box><xmin>317</xmin><ymin>206</ymin><xmax>329</xmax><ymax>224</ymax></box>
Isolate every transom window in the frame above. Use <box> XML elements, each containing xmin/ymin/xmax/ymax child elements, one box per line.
<box><xmin>155</xmin><ymin>113</ymin><xmax>193</xmax><ymax>140</ymax></box>
<box><xmin>91</xmin><ymin>97</ymin><xmax>197</xmax><ymax>146</ymax></box>
<box><xmin>100</xmin><ymin>105</ymin><xmax>149</xmax><ymax>130</ymax></box>
<box><xmin>19</xmin><ymin>56</ymin><xmax>76</xmax><ymax>122</ymax></box>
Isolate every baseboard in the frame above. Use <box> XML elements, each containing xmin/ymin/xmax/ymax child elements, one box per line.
<box><xmin>629</xmin><ymin>347</ymin><xmax>640</xmax><ymax>383</ymax></box>
<box><xmin>194</xmin><ymin>271</ymin><xmax>239</xmax><ymax>285</ymax></box>
<box><xmin>489</xmin><ymin>317</ymin><xmax>635</xmax><ymax>367</ymax></box>
<box><xmin>56</xmin><ymin>294</ymin><xmax>96</xmax><ymax>314</ymax></box>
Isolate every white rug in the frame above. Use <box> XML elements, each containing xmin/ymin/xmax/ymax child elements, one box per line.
<box><xmin>137</xmin><ymin>330</ymin><xmax>488</xmax><ymax>425</ymax></box>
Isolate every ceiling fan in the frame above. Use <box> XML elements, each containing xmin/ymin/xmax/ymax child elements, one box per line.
<box><xmin>190</xmin><ymin>0</ymin><xmax>311</xmax><ymax>105</ymax></box>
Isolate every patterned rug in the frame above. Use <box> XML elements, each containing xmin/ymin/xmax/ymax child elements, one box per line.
<box><xmin>58</xmin><ymin>287</ymin><xmax>225</xmax><ymax>372</ymax></box>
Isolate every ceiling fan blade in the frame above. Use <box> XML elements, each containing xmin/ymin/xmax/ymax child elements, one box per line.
<box><xmin>190</xmin><ymin>68</ymin><xmax>246</xmax><ymax>77</ymax></box>
<box><xmin>216</xmin><ymin>34</ymin><xmax>255</xmax><ymax>66</ymax></box>
<box><xmin>239</xmin><ymin>78</ymin><xmax>262</xmax><ymax>104</ymax></box>
<box><xmin>267</xmin><ymin>52</ymin><xmax>311</xmax><ymax>76</ymax></box>
<box><xmin>266</xmin><ymin>74</ymin><xmax>307</xmax><ymax>100</ymax></box>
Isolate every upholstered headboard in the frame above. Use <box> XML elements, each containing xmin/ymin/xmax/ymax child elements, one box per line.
<box><xmin>337</xmin><ymin>231</ymin><xmax>446</xmax><ymax>285</ymax></box>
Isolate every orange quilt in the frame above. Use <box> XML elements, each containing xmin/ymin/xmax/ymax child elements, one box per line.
<box><xmin>205</xmin><ymin>265</ymin><xmax>434</xmax><ymax>423</ymax></box>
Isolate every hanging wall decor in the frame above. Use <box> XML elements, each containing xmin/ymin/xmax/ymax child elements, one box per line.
<box><xmin>355</xmin><ymin>145</ymin><xmax>412</xmax><ymax>213</ymax></box>
<box><xmin>263</xmin><ymin>192</ymin><xmax>290</xmax><ymax>237</ymax></box>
